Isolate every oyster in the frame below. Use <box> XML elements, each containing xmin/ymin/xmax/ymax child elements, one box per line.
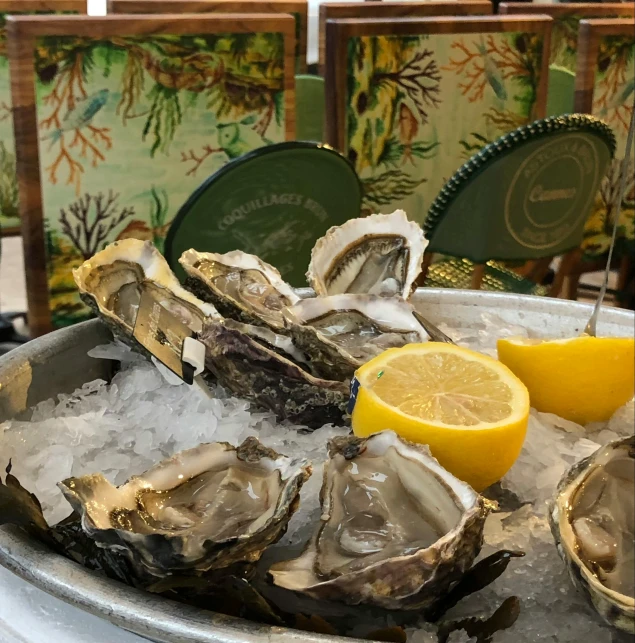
<box><xmin>307</xmin><ymin>211</ymin><xmax>428</xmax><ymax>298</ymax></box>
<box><xmin>73</xmin><ymin>239</ymin><xmax>219</xmax><ymax>343</ymax></box>
<box><xmin>59</xmin><ymin>437</ymin><xmax>311</xmax><ymax>581</ymax></box>
<box><xmin>180</xmin><ymin>249</ymin><xmax>299</xmax><ymax>330</ymax></box>
<box><xmin>269</xmin><ymin>431</ymin><xmax>488</xmax><ymax>609</ymax></box>
<box><xmin>282</xmin><ymin>294</ymin><xmax>428</xmax><ymax>381</ymax></box>
<box><xmin>549</xmin><ymin>436</ymin><xmax>634</xmax><ymax>633</ymax></box>
<box><xmin>198</xmin><ymin>321</ymin><xmax>349</xmax><ymax>429</ymax></box>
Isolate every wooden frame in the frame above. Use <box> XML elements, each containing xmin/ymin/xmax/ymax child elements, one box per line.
<box><xmin>8</xmin><ymin>14</ymin><xmax>296</xmax><ymax>336</ymax></box>
<box><xmin>325</xmin><ymin>15</ymin><xmax>551</xmax><ymax>152</ymax></box>
<box><xmin>574</xmin><ymin>18</ymin><xmax>635</xmax><ymax>113</ymax></box>
<box><xmin>0</xmin><ymin>1</ymin><xmax>86</xmax><ymax>237</ymax></box>
<box><xmin>318</xmin><ymin>1</ymin><xmax>492</xmax><ymax>74</ymax></box>
<box><xmin>108</xmin><ymin>0</ymin><xmax>308</xmax><ymax>72</ymax></box>
<box><xmin>500</xmin><ymin>3</ymin><xmax>633</xmax><ymax>68</ymax></box>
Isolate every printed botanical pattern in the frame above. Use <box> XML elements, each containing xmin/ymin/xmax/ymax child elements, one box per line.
<box><xmin>0</xmin><ymin>11</ymin><xmax>79</xmax><ymax>232</ymax></box>
<box><xmin>345</xmin><ymin>32</ymin><xmax>545</xmax><ymax>224</ymax></box>
<box><xmin>549</xmin><ymin>12</ymin><xmax>623</xmax><ymax>71</ymax></box>
<box><xmin>581</xmin><ymin>35</ymin><xmax>634</xmax><ymax>259</ymax></box>
<box><xmin>36</xmin><ymin>32</ymin><xmax>286</xmax><ymax>328</ymax></box>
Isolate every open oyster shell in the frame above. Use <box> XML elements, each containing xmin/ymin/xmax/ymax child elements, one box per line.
<box><xmin>282</xmin><ymin>294</ymin><xmax>428</xmax><ymax>381</ymax></box>
<box><xmin>199</xmin><ymin>321</ymin><xmax>350</xmax><ymax>429</ymax></box>
<box><xmin>307</xmin><ymin>211</ymin><xmax>427</xmax><ymax>299</ymax></box>
<box><xmin>180</xmin><ymin>249</ymin><xmax>299</xmax><ymax>331</ymax></box>
<box><xmin>549</xmin><ymin>436</ymin><xmax>634</xmax><ymax>633</ymax></box>
<box><xmin>269</xmin><ymin>431</ymin><xmax>488</xmax><ymax>609</ymax></box>
<box><xmin>73</xmin><ymin>239</ymin><xmax>219</xmax><ymax>345</ymax></box>
<box><xmin>59</xmin><ymin>437</ymin><xmax>311</xmax><ymax>581</ymax></box>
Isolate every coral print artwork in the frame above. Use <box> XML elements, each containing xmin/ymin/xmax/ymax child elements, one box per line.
<box><xmin>0</xmin><ymin>7</ymin><xmax>82</xmax><ymax>233</ymax></box>
<box><xmin>34</xmin><ymin>32</ymin><xmax>287</xmax><ymax>328</ymax></box>
<box><xmin>582</xmin><ymin>33</ymin><xmax>634</xmax><ymax>260</ymax></box>
<box><xmin>345</xmin><ymin>32</ymin><xmax>545</xmax><ymax>224</ymax></box>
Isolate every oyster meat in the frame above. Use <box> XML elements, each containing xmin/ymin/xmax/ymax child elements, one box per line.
<box><xmin>73</xmin><ymin>239</ymin><xmax>219</xmax><ymax>344</ymax></box>
<box><xmin>307</xmin><ymin>211</ymin><xmax>428</xmax><ymax>298</ymax></box>
<box><xmin>282</xmin><ymin>294</ymin><xmax>428</xmax><ymax>381</ymax></box>
<box><xmin>59</xmin><ymin>437</ymin><xmax>311</xmax><ymax>581</ymax></box>
<box><xmin>549</xmin><ymin>436</ymin><xmax>634</xmax><ymax>633</ymax></box>
<box><xmin>198</xmin><ymin>321</ymin><xmax>349</xmax><ymax>429</ymax></box>
<box><xmin>269</xmin><ymin>431</ymin><xmax>488</xmax><ymax>609</ymax></box>
<box><xmin>180</xmin><ymin>249</ymin><xmax>299</xmax><ymax>330</ymax></box>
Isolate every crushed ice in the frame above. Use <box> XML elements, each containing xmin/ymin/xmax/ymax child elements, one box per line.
<box><xmin>0</xmin><ymin>314</ymin><xmax>633</xmax><ymax>643</ymax></box>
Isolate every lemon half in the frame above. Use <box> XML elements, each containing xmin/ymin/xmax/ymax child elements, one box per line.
<box><xmin>351</xmin><ymin>343</ymin><xmax>530</xmax><ymax>491</ymax></box>
<box><xmin>498</xmin><ymin>335</ymin><xmax>635</xmax><ymax>425</ymax></box>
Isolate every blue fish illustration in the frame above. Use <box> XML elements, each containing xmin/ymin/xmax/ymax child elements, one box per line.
<box><xmin>598</xmin><ymin>78</ymin><xmax>635</xmax><ymax>117</ymax></box>
<box><xmin>217</xmin><ymin>114</ymin><xmax>272</xmax><ymax>160</ymax></box>
<box><xmin>41</xmin><ymin>88</ymin><xmax>109</xmax><ymax>143</ymax></box>
<box><xmin>477</xmin><ymin>38</ymin><xmax>507</xmax><ymax>101</ymax></box>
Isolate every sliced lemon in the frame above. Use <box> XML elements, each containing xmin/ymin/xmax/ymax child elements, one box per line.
<box><xmin>497</xmin><ymin>335</ymin><xmax>634</xmax><ymax>425</ymax></box>
<box><xmin>350</xmin><ymin>343</ymin><xmax>530</xmax><ymax>491</ymax></box>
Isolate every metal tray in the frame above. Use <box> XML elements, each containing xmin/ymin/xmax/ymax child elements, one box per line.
<box><xmin>1</xmin><ymin>289</ymin><xmax>633</xmax><ymax>643</ymax></box>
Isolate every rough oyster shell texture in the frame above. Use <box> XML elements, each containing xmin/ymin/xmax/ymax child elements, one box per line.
<box><xmin>269</xmin><ymin>431</ymin><xmax>488</xmax><ymax>609</ymax></box>
<box><xmin>59</xmin><ymin>437</ymin><xmax>311</xmax><ymax>581</ymax></box>
<box><xmin>180</xmin><ymin>249</ymin><xmax>299</xmax><ymax>331</ymax></box>
<box><xmin>549</xmin><ymin>436</ymin><xmax>634</xmax><ymax>633</ymax></box>
<box><xmin>306</xmin><ymin>210</ymin><xmax>428</xmax><ymax>299</ymax></box>
<box><xmin>73</xmin><ymin>239</ymin><xmax>219</xmax><ymax>347</ymax></box>
<box><xmin>282</xmin><ymin>294</ymin><xmax>428</xmax><ymax>381</ymax></box>
<box><xmin>198</xmin><ymin>321</ymin><xmax>349</xmax><ymax>429</ymax></box>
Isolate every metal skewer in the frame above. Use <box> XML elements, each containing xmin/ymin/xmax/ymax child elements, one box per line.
<box><xmin>584</xmin><ymin>106</ymin><xmax>635</xmax><ymax>337</ymax></box>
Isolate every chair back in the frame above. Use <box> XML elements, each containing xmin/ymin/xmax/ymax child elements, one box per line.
<box><xmin>575</xmin><ymin>18</ymin><xmax>635</xmax><ymax>260</ymax></box>
<box><xmin>318</xmin><ymin>1</ymin><xmax>492</xmax><ymax>74</ymax></box>
<box><xmin>9</xmin><ymin>13</ymin><xmax>296</xmax><ymax>336</ymax></box>
<box><xmin>295</xmin><ymin>75</ymin><xmax>325</xmax><ymax>141</ymax></box>
<box><xmin>423</xmin><ymin>115</ymin><xmax>616</xmax><ymax>263</ymax></box>
<box><xmin>0</xmin><ymin>0</ymin><xmax>86</xmax><ymax>237</ymax></box>
<box><xmin>546</xmin><ymin>65</ymin><xmax>575</xmax><ymax>116</ymax></box>
<box><xmin>500</xmin><ymin>4</ymin><xmax>633</xmax><ymax>119</ymax></box>
<box><xmin>108</xmin><ymin>0</ymin><xmax>309</xmax><ymax>72</ymax></box>
<box><xmin>165</xmin><ymin>141</ymin><xmax>362</xmax><ymax>287</ymax></box>
<box><xmin>324</xmin><ymin>15</ymin><xmax>551</xmax><ymax>225</ymax></box>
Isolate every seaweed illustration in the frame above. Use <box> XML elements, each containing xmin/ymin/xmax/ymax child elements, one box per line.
<box><xmin>361</xmin><ymin>170</ymin><xmax>426</xmax><ymax>208</ymax></box>
<box><xmin>37</xmin><ymin>33</ymin><xmax>285</xmax><ymax>189</ymax></box>
<box><xmin>582</xmin><ymin>157</ymin><xmax>635</xmax><ymax>259</ymax></box>
<box><xmin>373</xmin><ymin>49</ymin><xmax>442</xmax><ymax>123</ymax></box>
<box><xmin>444</xmin><ymin>33</ymin><xmax>542</xmax><ymax>114</ymax></box>
<box><xmin>593</xmin><ymin>36</ymin><xmax>634</xmax><ymax>136</ymax></box>
<box><xmin>59</xmin><ymin>190</ymin><xmax>135</xmax><ymax>260</ymax></box>
<box><xmin>0</xmin><ymin>141</ymin><xmax>18</xmax><ymax>221</ymax></box>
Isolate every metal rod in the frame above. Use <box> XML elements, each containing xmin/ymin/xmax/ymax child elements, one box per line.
<box><xmin>584</xmin><ymin>106</ymin><xmax>635</xmax><ymax>336</ymax></box>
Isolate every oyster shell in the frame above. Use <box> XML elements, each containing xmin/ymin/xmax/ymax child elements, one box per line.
<box><xmin>73</xmin><ymin>239</ymin><xmax>219</xmax><ymax>343</ymax></box>
<box><xmin>282</xmin><ymin>295</ymin><xmax>428</xmax><ymax>381</ymax></box>
<box><xmin>59</xmin><ymin>437</ymin><xmax>311</xmax><ymax>581</ymax></box>
<box><xmin>180</xmin><ymin>249</ymin><xmax>299</xmax><ymax>330</ymax></box>
<box><xmin>198</xmin><ymin>320</ymin><xmax>349</xmax><ymax>429</ymax></box>
<box><xmin>269</xmin><ymin>431</ymin><xmax>488</xmax><ymax>609</ymax></box>
<box><xmin>307</xmin><ymin>211</ymin><xmax>428</xmax><ymax>298</ymax></box>
<box><xmin>549</xmin><ymin>436</ymin><xmax>634</xmax><ymax>633</ymax></box>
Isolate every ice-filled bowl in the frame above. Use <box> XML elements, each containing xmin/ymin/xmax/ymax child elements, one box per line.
<box><xmin>0</xmin><ymin>289</ymin><xmax>633</xmax><ymax>643</ymax></box>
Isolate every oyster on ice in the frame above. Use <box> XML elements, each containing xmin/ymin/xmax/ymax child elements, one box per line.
<box><xmin>269</xmin><ymin>431</ymin><xmax>488</xmax><ymax>609</ymax></box>
<box><xmin>549</xmin><ymin>436</ymin><xmax>634</xmax><ymax>633</ymax></box>
<box><xmin>198</xmin><ymin>321</ymin><xmax>349</xmax><ymax>429</ymax></box>
<box><xmin>59</xmin><ymin>437</ymin><xmax>311</xmax><ymax>581</ymax></box>
<box><xmin>282</xmin><ymin>294</ymin><xmax>428</xmax><ymax>381</ymax></box>
<box><xmin>307</xmin><ymin>211</ymin><xmax>427</xmax><ymax>299</ymax></box>
<box><xmin>73</xmin><ymin>239</ymin><xmax>219</xmax><ymax>344</ymax></box>
<box><xmin>180</xmin><ymin>249</ymin><xmax>299</xmax><ymax>330</ymax></box>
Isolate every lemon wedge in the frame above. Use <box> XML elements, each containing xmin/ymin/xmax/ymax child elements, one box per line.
<box><xmin>350</xmin><ymin>343</ymin><xmax>530</xmax><ymax>491</ymax></box>
<box><xmin>497</xmin><ymin>335</ymin><xmax>635</xmax><ymax>425</ymax></box>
